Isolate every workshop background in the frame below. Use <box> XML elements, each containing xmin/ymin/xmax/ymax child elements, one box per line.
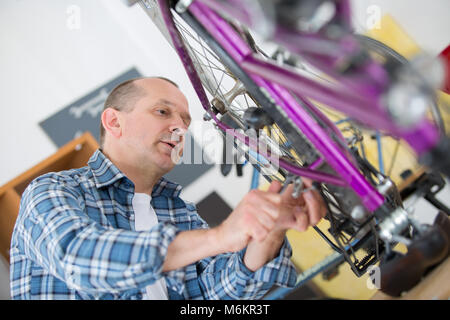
<box><xmin>0</xmin><ymin>0</ymin><xmax>449</xmax><ymax>300</ymax></box>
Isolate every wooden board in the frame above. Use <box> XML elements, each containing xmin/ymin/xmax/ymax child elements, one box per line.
<box><xmin>0</xmin><ymin>132</ymin><xmax>98</xmax><ymax>261</ymax></box>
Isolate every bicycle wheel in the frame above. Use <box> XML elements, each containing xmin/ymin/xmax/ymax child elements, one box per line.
<box><xmin>302</xmin><ymin>34</ymin><xmax>448</xmax><ymax>185</ymax></box>
<box><xmin>171</xmin><ymin>9</ymin><xmax>322</xmax><ymax>181</ymax></box>
<box><xmin>164</xmin><ymin>5</ymin><xmax>387</xmax><ymax>275</ymax></box>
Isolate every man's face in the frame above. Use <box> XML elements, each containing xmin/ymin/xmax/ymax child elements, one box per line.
<box><xmin>118</xmin><ymin>78</ymin><xmax>191</xmax><ymax>173</ymax></box>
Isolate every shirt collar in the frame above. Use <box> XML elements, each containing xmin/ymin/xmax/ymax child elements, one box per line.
<box><xmin>151</xmin><ymin>176</ymin><xmax>183</xmax><ymax>199</ymax></box>
<box><xmin>87</xmin><ymin>149</ymin><xmax>183</xmax><ymax>198</ymax></box>
<box><xmin>88</xmin><ymin>149</ymin><xmax>126</xmax><ymax>188</ymax></box>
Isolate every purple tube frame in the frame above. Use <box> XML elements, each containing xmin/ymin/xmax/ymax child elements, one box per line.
<box><xmin>192</xmin><ymin>0</ymin><xmax>440</xmax><ymax>154</ymax></box>
<box><xmin>157</xmin><ymin>0</ymin><xmax>440</xmax><ymax>212</ymax></box>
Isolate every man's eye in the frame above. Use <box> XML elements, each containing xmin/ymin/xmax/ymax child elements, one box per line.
<box><xmin>157</xmin><ymin>109</ymin><xmax>168</xmax><ymax>115</ymax></box>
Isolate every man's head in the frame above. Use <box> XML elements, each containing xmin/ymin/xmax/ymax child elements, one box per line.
<box><xmin>100</xmin><ymin>77</ymin><xmax>191</xmax><ymax>175</ymax></box>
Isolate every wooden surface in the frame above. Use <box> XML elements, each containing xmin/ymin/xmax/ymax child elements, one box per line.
<box><xmin>0</xmin><ymin>132</ymin><xmax>99</xmax><ymax>197</ymax></box>
<box><xmin>371</xmin><ymin>257</ymin><xmax>450</xmax><ymax>300</ymax></box>
<box><xmin>0</xmin><ymin>132</ymin><xmax>99</xmax><ymax>261</ymax></box>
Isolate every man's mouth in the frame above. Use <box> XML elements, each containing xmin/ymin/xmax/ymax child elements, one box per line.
<box><xmin>160</xmin><ymin>141</ymin><xmax>177</xmax><ymax>149</ymax></box>
<box><xmin>159</xmin><ymin>140</ymin><xmax>183</xmax><ymax>161</ymax></box>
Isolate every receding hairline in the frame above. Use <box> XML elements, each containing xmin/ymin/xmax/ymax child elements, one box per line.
<box><xmin>134</xmin><ymin>76</ymin><xmax>179</xmax><ymax>89</ymax></box>
<box><xmin>104</xmin><ymin>76</ymin><xmax>180</xmax><ymax>110</ymax></box>
<box><xmin>99</xmin><ymin>76</ymin><xmax>181</xmax><ymax>147</ymax></box>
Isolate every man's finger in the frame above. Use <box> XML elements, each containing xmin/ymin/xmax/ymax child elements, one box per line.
<box><xmin>294</xmin><ymin>208</ymin><xmax>309</xmax><ymax>232</ymax></box>
<box><xmin>279</xmin><ymin>184</ymin><xmax>300</xmax><ymax>203</ymax></box>
<box><xmin>267</xmin><ymin>180</ymin><xmax>282</xmax><ymax>193</ymax></box>
<box><xmin>301</xmin><ymin>177</ymin><xmax>314</xmax><ymax>188</ymax></box>
<box><xmin>255</xmin><ymin>210</ymin><xmax>276</xmax><ymax>231</ymax></box>
<box><xmin>243</xmin><ymin>212</ymin><xmax>269</xmax><ymax>242</ymax></box>
<box><xmin>251</xmin><ymin>222</ymin><xmax>269</xmax><ymax>242</ymax></box>
<box><xmin>308</xmin><ymin>188</ymin><xmax>327</xmax><ymax>219</ymax></box>
<box><xmin>303</xmin><ymin>190</ymin><xmax>323</xmax><ymax>226</ymax></box>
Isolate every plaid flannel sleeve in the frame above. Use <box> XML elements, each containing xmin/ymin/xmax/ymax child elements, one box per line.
<box><xmin>196</xmin><ymin>240</ymin><xmax>298</xmax><ymax>300</ymax></box>
<box><xmin>188</xmin><ymin>206</ymin><xmax>298</xmax><ymax>300</ymax></box>
<box><xmin>13</xmin><ymin>177</ymin><xmax>185</xmax><ymax>295</ymax></box>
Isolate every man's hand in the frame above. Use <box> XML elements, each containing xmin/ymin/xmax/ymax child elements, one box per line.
<box><xmin>215</xmin><ymin>178</ymin><xmax>327</xmax><ymax>253</ymax></box>
<box><xmin>164</xmin><ymin>178</ymin><xmax>328</xmax><ymax>272</ymax></box>
<box><xmin>215</xmin><ymin>184</ymin><xmax>282</xmax><ymax>252</ymax></box>
<box><xmin>270</xmin><ymin>178</ymin><xmax>327</xmax><ymax>233</ymax></box>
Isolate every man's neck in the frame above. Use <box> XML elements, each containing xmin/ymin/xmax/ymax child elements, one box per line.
<box><xmin>102</xmin><ymin>147</ymin><xmax>162</xmax><ymax>195</ymax></box>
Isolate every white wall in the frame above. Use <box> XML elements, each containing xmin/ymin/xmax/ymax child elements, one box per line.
<box><xmin>0</xmin><ymin>0</ymin><xmax>449</xmax><ymax>299</ymax></box>
<box><xmin>0</xmin><ymin>0</ymin><xmax>198</xmax><ymax>185</ymax></box>
<box><xmin>351</xmin><ymin>0</ymin><xmax>450</xmax><ymax>54</ymax></box>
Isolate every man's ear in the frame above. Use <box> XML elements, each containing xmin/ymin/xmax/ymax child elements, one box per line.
<box><xmin>101</xmin><ymin>107</ymin><xmax>122</xmax><ymax>139</ymax></box>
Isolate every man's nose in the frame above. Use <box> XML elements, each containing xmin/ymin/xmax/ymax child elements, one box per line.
<box><xmin>169</xmin><ymin>115</ymin><xmax>188</xmax><ymax>132</ymax></box>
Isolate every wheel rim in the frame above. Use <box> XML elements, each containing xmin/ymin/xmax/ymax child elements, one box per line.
<box><xmin>172</xmin><ymin>12</ymin><xmax>316</xmax><ymax>178</ymax></box>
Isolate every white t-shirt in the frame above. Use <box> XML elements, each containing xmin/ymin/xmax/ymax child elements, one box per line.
<box><xmin>132</xmin><ymin>192</ymin><xmax>169</xmax><ymax>300</ymax></box>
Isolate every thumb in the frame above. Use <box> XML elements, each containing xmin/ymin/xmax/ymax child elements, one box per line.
<box><xmin>302</xmin><ymin>177</ymin><xmax>314</xmax><ymax>188</ymax></box>
<box><xmin>267</xmin><ymin>180</ymin><xmax>282</xmax><ymax>193</ymax></box>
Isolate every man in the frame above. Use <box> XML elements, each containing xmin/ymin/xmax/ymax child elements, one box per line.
<box><xmin>10</xmin><ymin>77</ymin><xmax>326</xmax><ymax>299</ymax></box>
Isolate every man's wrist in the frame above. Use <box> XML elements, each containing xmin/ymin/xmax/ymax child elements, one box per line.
<box><xmin>207</xmin><ymin>226</ymin><xmax>228</xmax><ymax>254</ymax></box>
<box><xmin>243</xmin><ymin>229</ymin><xmax>287</xmax><ymax>272</ymax></box>
<box><xmin>264</xmin><ymin>229</ymin><xmax>287</xmax><ymax>246</ymax></box>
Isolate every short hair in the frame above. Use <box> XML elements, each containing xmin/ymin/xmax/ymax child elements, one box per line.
<box><xmin>99</xmin><ymin>76</ymin><xmax>179</xmax><ymax>147</ymax></box>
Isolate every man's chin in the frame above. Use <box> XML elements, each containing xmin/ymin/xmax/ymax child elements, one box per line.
<box><xmin>156</xmin><ymin>154</ymin><xmax>178</xmax><ymax>172</ymax></box>
<box><xmin>152</xmin><ymin>143</ymin><xmax>183</xmax><ymax>171</ymax></box>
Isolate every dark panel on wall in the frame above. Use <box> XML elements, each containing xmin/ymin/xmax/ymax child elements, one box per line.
<box><xmin>195</xmin><ymin>191</ymin><xmax>232</xmax><ymax>228</ymax></box>
<box><xmin>39</xmin><ymin>67</ymin><xmax>142</xmax><ymax>147</ymax></box>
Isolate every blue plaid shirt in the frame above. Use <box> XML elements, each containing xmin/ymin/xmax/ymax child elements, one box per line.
<box><xmin>10</xmin><ymin>149</ymin><xmax>297</xmax><ymax>300</ymax></box>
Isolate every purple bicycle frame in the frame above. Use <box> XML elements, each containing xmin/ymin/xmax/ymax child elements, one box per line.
<box><xmin>157</xmin><ymin>0</ymin><xmax>440</xmax><ymax>213</ymax></box>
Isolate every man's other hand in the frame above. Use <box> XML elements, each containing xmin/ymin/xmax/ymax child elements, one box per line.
<box><xmin>215</xmin><ymin>178</ymin><xmax>327</xmax><ymax>253</ymax></box>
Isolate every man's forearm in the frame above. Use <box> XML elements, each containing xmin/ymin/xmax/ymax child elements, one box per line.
<box><xmin>243</xmin><ymin>230</ymin><xmax>286</xmax><ymax>272</ymax></box>
<box><xmin>162</xmin><ymin>228</ymin><xmax>224</xmax><ymax>272</ymax></box>
<box><xmin>162</xmin><ymin>227</ymin><xmax>286</xmax><ymax>273</ymax></box>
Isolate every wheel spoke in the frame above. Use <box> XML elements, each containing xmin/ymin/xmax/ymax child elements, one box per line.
<box><xmin>173</xmin><ymin>9</ymin><xmax>307</xmax><ymax>171</ymax></box>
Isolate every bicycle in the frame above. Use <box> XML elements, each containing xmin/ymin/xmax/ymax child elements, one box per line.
<box><xmin>134</xmin><ymin>0</ymin><xmax>450</xmax><ymax>298</ymax></box>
